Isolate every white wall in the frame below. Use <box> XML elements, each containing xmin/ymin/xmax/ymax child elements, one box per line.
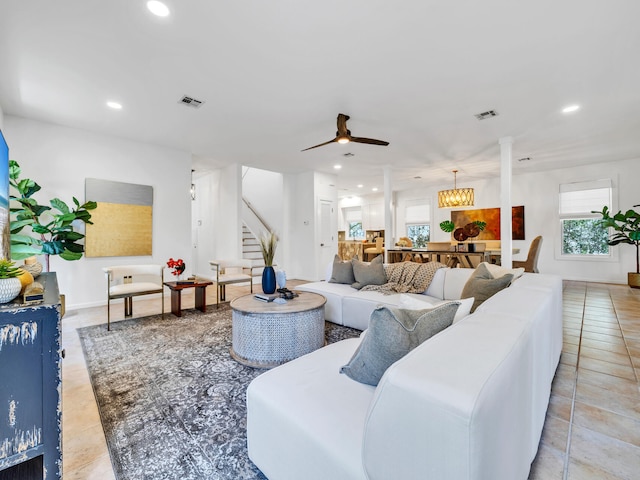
<box><xmin>394</xmin><ymin>157</ymin><xmax>640</xmax><ymax>284</ymax></box>
<box><xmin>0</xmin><ymin>103</ymin><xmax>4</xmax><ymax>129</ymax></box>
<box><xmin>283</xmin><ymin>171</ymin><xmax>315</xmax><ymax>280</ymax></box>
<box><xmin>4</xmin><ymin>116</ymin><xmax>192</xmax><ymax>309</ymax></box>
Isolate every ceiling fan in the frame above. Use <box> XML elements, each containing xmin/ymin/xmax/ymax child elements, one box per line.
<box><xmin>301</xmin><ymin>113</ymin><xmax>390</xmax><ymax>151</ymax></box>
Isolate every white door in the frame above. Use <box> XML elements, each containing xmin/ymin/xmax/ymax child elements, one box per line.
<box><xmin>319</xmin><ymin>199</ymin><xmax>334</xmax><ymax>276</ymax></box>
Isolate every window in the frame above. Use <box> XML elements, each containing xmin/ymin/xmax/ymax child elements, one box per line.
<box><xmin>405</xmin><ymin>202</ymin><xmax>430</xmax><ymax>248</ymax></box>
<box><xmin>349</xmin><ymin>221</ymin><xmax>364</xmax><ymax>239</ymax></box>
<box><xmin>559</xmin><ymin>179</ymin><xmax>612</xmax><ymax>256</ymax></box>
<box><xmin>343</xmin><ymin>207</ymin><xmax>364</xmax><ymax>239</ymax></box>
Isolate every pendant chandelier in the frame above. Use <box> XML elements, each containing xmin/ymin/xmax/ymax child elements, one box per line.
<box><xmin>438</xmin><ymin>170</ymin><xmax>474</xmax><ymax>208</ymax></box>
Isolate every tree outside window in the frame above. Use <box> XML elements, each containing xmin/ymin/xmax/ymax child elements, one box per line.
<box><xmin>562</xmin><ymin>219</ymin><xmax>609</xmax><ymax>255</ymax></box>
<box><xmin>407</xmin><ymin>224</ymin><xmax>430</xmax><ymax>248</ymax></box>
<box><xmin>349</xmin><ymin>221</ymin><xmax>364</xmax><ymax>239</ymax></box>
<box><xmin>559</xmin><ymin>180</ymin><xmax>612</xmax><ymax>257</ymax></box>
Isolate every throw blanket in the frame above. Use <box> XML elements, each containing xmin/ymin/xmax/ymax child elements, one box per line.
<box><xmin>361</xmin><ymin>261</ymin><xmax>447</xmax><ymax>295</ymax></box>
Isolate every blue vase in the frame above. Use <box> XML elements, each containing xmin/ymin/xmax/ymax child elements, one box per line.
<box><xmin>262</xmin><ymin>266</ymin><xmax>276</xmax><ymax>294</ymax></box>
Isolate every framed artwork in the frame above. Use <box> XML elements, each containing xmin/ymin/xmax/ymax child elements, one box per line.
<box><xmin>85</xmin><ymin>179</ymin><xmax>153</xmax><ymax>257</ymax></box>
<box><xmin>0</xmin><ymin>130</ymin><xmax>9</xmax><ymax>260</ymax></box>
<box><xmin>451</xmin><ymin>206</ymin><xmax>525</xmax><ymax>240</ymax></box>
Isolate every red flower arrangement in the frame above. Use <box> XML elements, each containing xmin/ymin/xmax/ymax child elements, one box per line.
<box><xmin>167</xmin><ymin>258</ymin><xmax>185</xmax><ymax>276</ymax></box>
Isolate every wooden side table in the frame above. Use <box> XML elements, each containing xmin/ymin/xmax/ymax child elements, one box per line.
<box><xmin>163</xmin><ymin>280</ymin><xmax>213</xmax><ymax>317</ymax></box>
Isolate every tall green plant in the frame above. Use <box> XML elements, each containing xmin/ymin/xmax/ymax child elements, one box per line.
<box><xmin>594</xmin><ymin>205</ymin><xmax>640</xmax><ymax>273</ymax></box>
<box><xmin>9</xmin><ymin>160</ymin><xmax>97</xmax><ymax>271</ymax></box>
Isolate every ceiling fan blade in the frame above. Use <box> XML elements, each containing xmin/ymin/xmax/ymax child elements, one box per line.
<box><xmin>301</xmin><ymin>138</ymin><xmax>338</xmax><ymax>152</ymax></box>
<box><xmin>350</xmin><ymin>136</ymin><xmax>390</xmax><ymax>146</ymax></box>
<box><xmin>336</xmin><ymin>113</ymin><xmax>350</xmax><ymax>136</ymax></box>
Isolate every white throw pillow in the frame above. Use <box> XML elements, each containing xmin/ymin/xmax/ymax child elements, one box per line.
<box><xmin>435</xmin><ymin>297</ymin><xmax>474</xmax><ymax>323</ymax></box>
<box><xmin>400</xmin><ymin>294</ymin><xmax>472</xmax><ymax>324</ymax></box>
<box><xmin>481</xmin><ymin>262</ymin><xmax>524</xmax><ymax>282</ymax></box>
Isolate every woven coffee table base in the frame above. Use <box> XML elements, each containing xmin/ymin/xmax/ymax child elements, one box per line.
<box><xmin>230</xmin><ymin>304</ymin><xmax>325</xmax><ymax>368</ymax></box>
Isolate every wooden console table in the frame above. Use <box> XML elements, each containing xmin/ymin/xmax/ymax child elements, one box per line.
<box><xmin>163</xmin><ymin>280</ymin><xmax>213</xmax><ymax>317</ymax></box>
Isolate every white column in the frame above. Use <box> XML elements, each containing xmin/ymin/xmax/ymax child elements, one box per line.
<box><xmin>383</xmin><ymin>166</ymin><xmax>393</xmax><ymax>263</ymax></box>
<box><xmin>499</xmin><ymin>137</ymin><xmax>513</xmax><ymax>267</ymax></box>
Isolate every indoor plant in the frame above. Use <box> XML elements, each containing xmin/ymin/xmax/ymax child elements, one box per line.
<box><xmin>0</xmin><ymin>258</ymin><xmax>24</xmax><ymax>303</ymax></box>
<box><xmin>594</xmin><ymin>205</ymin><xmax>640</xmax><ymax>288</ymax></box>
<box><xmin>9</xmin><ymin>160</ymin><xmax>97</xmax><ymax>272</ymax></box>
<box><xmin>259</xmin><ymin>230</ymin><xmax>278</xmax><ymax>294</ymax></box>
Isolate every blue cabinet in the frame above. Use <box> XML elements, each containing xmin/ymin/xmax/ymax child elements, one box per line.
<box><xmin>0</xmin><ymin>273</ymin><xmax>62</xmax><ymax>479</ymax></box>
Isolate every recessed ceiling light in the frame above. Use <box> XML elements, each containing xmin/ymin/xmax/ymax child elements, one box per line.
<box><xmin>372</xmin><ymin>187</ymin><xmax>378</xmax><ymax>192</ymax></box>
<box><xmin>334</xmin><ymin>164</ymin><xmax>342</xmax><ymax>170</ymax></box>
<box><xmin>106</xmin><ymin>101</ymin><xmax>122</xmax><ymax>110</ymax></box>
<box><xmin>357</xmin><ymin>184</ymin><xmax>363</xmax><ymax>188</ymax></box>
<box><xmin>562</xmin><ymin>104</ymin><xmax>580</xmax><ymax>114</ymax></box>
<box><xmin>147</xmin><ymin>1</ymin><xmax>170</xmax><ymax>17</ymax></box>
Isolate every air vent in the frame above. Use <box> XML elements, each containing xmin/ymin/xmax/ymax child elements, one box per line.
<box><xmin>178</xmin><ymin>95</ymin><xmax>205</xmax><ymax>108</ymax></box>
<box><xmin>343</xmin><ymin>152</ymin><xmax>355</xmax><ymax>157</ymax></box>
<box><xmin>474</xmin><ymin>110</ymin><xmax>498</xmax><ymax>120</ymax></box>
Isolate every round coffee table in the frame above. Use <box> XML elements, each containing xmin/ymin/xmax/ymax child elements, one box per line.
<box><xmin>230</xmin><ymin>291</ymin><xmax>326</xmax><ymax>368</ymax></box>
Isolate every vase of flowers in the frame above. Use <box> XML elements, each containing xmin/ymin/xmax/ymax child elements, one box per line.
<box><xmin>167</xmin><ymin>258</ymin><xmax>185</xmax><ymax>280</ymax></box>
<box><xmin>259</xmin><ymin>231</ymin><xmax>278</xmax><ymax>294</ymax></box>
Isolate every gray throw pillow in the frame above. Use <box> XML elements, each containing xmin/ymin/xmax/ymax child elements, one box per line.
<box><xmin>460</xmin><ymin>262</ymin><xmax>513</xmax><ymax>313</ymax></box>
<box><xmin>351</xmin><ymin>254</ymin><xmax>386</xmax><ymax>290</ymax></box>
<box><xmin>340</xmin><ymin>303</ymin><xmax>459</xmax><ymax>386</ymax></box>
<box><xmin>329</xmin><ymin>254</ymin><xmax>356</xmax><ymax>284</ymax></box>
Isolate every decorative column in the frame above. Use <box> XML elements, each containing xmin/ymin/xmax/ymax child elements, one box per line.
<box><xmin>383</xmin><ymin>165</ymin><xmax>393</xmax><ymax>263</ymax></box>
<box><xmin>499</xmin><ymin>137</ymin><xmax>513</xmax><ymax>268</ymax></box>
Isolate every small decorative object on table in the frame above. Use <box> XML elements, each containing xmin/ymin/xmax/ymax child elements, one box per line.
<box><xmin>276</xmin><ymin>269</ymin><xmax>286</xmax><ymax>289</ymax></box>
<box><xmin>0</xmin><ymin>258</ymin><xmax>24</xmax><ymax>304</ymax></box>
<box><xmin>259</xmin><ymin>231</ymin><xmax>278</xmax><ymax>294</ymax></box>
<box><xmin>167</xmin><ymin>257</ymin><xmax>186</xmax><ymax>280</ymax></box>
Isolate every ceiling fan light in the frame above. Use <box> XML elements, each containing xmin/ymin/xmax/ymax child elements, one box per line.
<box><xmin>337</xmin><ymin>136</ymin><xmax>350</xmax><ymax>144</ymax></box>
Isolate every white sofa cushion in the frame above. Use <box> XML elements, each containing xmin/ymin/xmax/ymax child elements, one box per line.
<box><xmin>400</xmin><ymin>294</ymin><xmax>474</xmax><ymax>324</ymax></box>
<box><xmin>247</xmin><ymin>339</ymin><xmax>373</xmax><ymax>480</ymax></box>
<box><xmin>296</xmin><ymin>282</ymin><xmax>351</xmax><ymax>325</ymax></box>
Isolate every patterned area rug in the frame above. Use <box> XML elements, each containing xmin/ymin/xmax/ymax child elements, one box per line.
<box><xmin>78</xmin><ymin>304</ymin><xmax>360</xmax><ymax>480</ymax></box>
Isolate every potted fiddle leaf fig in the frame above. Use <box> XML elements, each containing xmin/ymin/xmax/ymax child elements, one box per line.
<box><xmin>594</xmin><ymin>205</ymin><xmax>640</xmax><ymax>288</ymax></box>
<box><xmin>9</xmin><ymin>160</ymin><xmax>97</xmax><ymax>272</ymax></box>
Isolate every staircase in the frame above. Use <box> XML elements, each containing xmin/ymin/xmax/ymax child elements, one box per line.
<box><xmin>242</xmin><ymin>224</ymin><xmax>263</xmax><ymax>261</ymax></box>
<box><xmin>242</xmin><ymin>225</ymin><xmax>267</xmax><ymax>286</ymax></box>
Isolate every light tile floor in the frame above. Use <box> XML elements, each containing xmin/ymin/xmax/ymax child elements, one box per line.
<box><xmin>61</xmin><ymin>280</ymin><xmax>640</xmax><ymax>479</ymax></box>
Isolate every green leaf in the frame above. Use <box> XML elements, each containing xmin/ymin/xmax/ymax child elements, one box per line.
<box><xmin>50</xmin><ymin>198</ymin><xmax>70</xmax><ymax>214</ymax></box>
<box><xmin>57</xmin><ymin>231</ymin><xmax>84</xmax><ymax>241</ymax></box>
<box><xmin>439</xmin><ymin>220</ymin><xmax>455</xmax><ymax>233</ymax></box>
<box><xmin>42</xmin><ymin>241</ymin><xmax>65</xmax><ymax>255</ymax></box>
<box><xmin>8</xmin><ymin>160</ymin><xmax>21</xmax><ymax>180</ymax></box>
<box><xmin>32</xmin><ymin>224</ymin><xmax>52</xmax><ymax>234</ymax></box>
<box><xmin>10</xmin><ymin>234</ymin><xmax>42</xmax><ymax>246</ymax></box>
<box><xmin>59</xmin><ymin>249</ymin><xmax>83</xmax><ymax>261</ymax></box>
<box><xmin>10</xmin><ymin>244</ymin><xmax>42</xmax><ymax>256</ymax></box>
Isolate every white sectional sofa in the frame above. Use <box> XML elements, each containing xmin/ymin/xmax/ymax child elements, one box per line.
<box><xmin>246</xmin><ymin>269</ymin><xmax>563</xmax><ymax>480</ymax></box>
<box><xmin>296</xmin><ymin>266</ymin><xmax>476</xmax><ymax>330</ymax></box>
